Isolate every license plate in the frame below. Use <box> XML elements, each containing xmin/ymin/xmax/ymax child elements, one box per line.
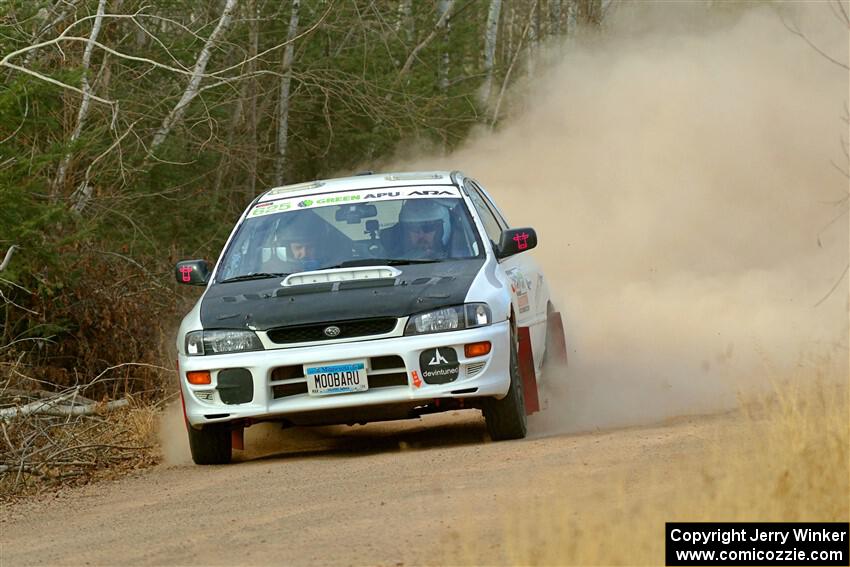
<box><xmin>304</xmin><ymin>360</ymin><xmax>368</xmax><ymax>396</ymax></box>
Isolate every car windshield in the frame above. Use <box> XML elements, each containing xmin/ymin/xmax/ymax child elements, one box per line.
<box><xmin>216</xmin><ymin>190</ymin><xmax>483</xmax><ymax>282</ymax></box>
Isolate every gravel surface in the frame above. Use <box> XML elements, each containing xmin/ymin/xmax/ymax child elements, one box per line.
<box><xmin>0</xmin><ymin>408</ymin><xmax>736</xmax><ymax>566</ymax></box>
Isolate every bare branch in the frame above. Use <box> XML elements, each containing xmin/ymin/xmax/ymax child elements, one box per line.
<box><xmin>782</xmin><ymin>15</ymin><xmax>849</xmax><ymax>71</ymax></box>
<box><xmin>149</xmin><ymin>0</ymin><xmax>239</xmax><ymax>153</ymax></box>
<box><xmin>399</xmin><ymin>2</ymin><xmax>455</xmax><ymax>76</ymax></box>
<box><xmin>0</xmin><ymin>246</ymin><xmax>19</xmax><ymax>272</ymax></box>
<box><xmin>0</xmin><ymin>60</ymin><xmax>116</xmax><ymax>107</ymax></box>
<box><xmin>491</xmin><ymin>0</ymin><xmax>538</xmax><ymax>126</ymax></box>
<box><xmin>209</xmin><ymin>1</ymin><xmax>334</xmax><ymax>78</ymax></box>
<box><xmin>814</xmin><ymin>263</ymin><xmax>850</xmax><ymax>307</ymax></box>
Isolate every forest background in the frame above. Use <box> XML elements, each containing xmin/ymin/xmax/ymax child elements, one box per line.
<box><xmin>0</xmin><ymin>0</ymin><xmax>613</xmax><ymax>493</ymax></box>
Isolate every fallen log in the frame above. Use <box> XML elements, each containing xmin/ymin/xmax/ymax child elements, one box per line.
<box><xmin>0</xmin><ymin>394</ymin><xmax>128</xmax><ymax>421</ymax></box>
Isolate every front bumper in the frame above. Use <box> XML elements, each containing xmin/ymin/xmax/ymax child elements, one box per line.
<box><xmin>178</xmin><ymin>321</ymin><xmax>511</xmax><ymax>426</ymax></box>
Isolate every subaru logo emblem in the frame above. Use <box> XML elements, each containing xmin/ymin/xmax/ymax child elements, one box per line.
<box><xmin>323</xmin><ymin>326</ymin><xmax>341</xmax><ymax>337</ymax></box>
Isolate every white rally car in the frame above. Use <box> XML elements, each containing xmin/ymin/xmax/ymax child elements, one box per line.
<box><xmin>175</xmin><ymin>171</ymin><xmax>567</xmax><ymax>464</ymax></box>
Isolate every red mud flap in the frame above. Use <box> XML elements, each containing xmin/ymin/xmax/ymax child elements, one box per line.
<box><xmin>547</xmin><ymin>311</ymin><xmax>568</xmax><ymax>366</ymax></box>
<box><xmin>232</xmin><ymin>428</ymin><xmax>244</xmax><ymax>451</ymax></box>
<box><xmin>518</xmin><ymin>326</ymin><xmax>540</xmax><ymax>415</ymax></box>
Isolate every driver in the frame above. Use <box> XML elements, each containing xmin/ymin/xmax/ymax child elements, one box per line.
<box><xmin>397</xmin><ymin>199</ymin><xmax>451</xmax><ymax>259</ymax></box>
<box><xmin>266</xmin><ymin>213</ymin><xmax>326</xmax><ymax>271</ymax></box>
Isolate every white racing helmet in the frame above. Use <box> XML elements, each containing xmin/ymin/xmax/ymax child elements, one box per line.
<box><xmin>398</xmin><ymin>199</ymin><xmax>451</xmax><ymax>246</ymax></box>
<box><xmin>264</xmin><ymin>212</ymin><xmax>323</xmax><ymax>267</ymax></box>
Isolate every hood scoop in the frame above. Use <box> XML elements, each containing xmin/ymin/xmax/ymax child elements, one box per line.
<box><xmin>281</xmin><ymin>266</ymin><xmax>402</xmax><ymax>287</ymax></box>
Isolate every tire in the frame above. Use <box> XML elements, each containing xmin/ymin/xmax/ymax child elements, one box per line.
<box><xmin>187</xmin><ymin>423</ymin><xmax>232</xmax><ymax>465</ymax></box>
<box><xmin>483</xmin><ymin>325</ymin><xmax>528</xmax><ymax>441</ymax></box>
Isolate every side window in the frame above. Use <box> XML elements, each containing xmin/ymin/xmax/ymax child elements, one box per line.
<box><xmin>465</xmin><ymin>180</ymin><xmax>503</xmax><ymax>244</ymax></box>
<box><xmin>471</xmin><ymin>181</ymin><xmax>509</xmax><ymax>230</ymax></box>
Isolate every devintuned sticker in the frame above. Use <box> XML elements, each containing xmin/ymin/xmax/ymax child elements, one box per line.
<box><xmin>419</xmin><ymin>347</ymin><xmax>459</xmax><ymax>384</ymax></box>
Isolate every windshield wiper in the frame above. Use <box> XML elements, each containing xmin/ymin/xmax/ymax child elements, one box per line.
<box><xmin>219</xmin><ymin>272</ymin><xmax>288</xmax><ymax>283</ymax></box>
<box><xmin>322</xmin><ymin>258</ymin><xmax>442</xmax><ymax>269</ymax></box>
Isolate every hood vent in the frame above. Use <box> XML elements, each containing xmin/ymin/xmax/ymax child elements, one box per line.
<box><xmin>282</xmin><ymin>266</ymin><xmax>401</xmax><ymax>287</ymax></box>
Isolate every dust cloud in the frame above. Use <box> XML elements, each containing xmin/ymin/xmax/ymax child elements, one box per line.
<box><xmin>159</xmin><ymin>402</ymin><xmax>192</xmax><ymax>466</ymax></box>
<box><xmin>384</xmin><ymin>3</ymin><xmax>849</xmax><ymax>433</ymax></box>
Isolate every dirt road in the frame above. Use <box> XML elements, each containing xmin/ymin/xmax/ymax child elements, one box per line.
<box><xmin>0</xmin><ymin>409</ymin><xmax>738</xmax><ymax>566</ymax></box>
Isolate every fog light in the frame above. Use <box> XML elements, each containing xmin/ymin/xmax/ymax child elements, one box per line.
<box><xmin>464</xmin><ymin>341</ymin><xmax>491</xmax><ymax>357</ymax></box>
<box><xmin>187</xmin><ymin>370</ymin><xmax>212</xmax><ymax>385</ymax></box>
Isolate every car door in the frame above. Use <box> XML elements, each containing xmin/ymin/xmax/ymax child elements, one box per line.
<box><xmin>465</xmin><ymin>180</ymin><xmax>549</xmax><ymax>363</ymax></box>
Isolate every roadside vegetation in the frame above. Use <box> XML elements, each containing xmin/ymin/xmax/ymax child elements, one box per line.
<box><xmin>455</xmin><ymin>357</ymin><xmax>849</xmax><ymax>565</ymax></box>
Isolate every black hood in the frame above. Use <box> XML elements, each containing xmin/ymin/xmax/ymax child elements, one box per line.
<box><xmin>199</xmin><ymin>259</ymin><xmax>484</xmax><ymax>330</ymax></box>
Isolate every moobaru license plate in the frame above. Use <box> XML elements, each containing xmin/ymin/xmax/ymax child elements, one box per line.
<box><xmin>304</xmin><ymin>360</ymin><xmax>368</xmax><ymax>396</ymax></box>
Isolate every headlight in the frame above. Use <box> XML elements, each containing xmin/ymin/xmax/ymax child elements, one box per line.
<box><xmin>185</xmin><ymin>330</ymin><xmax>263</xmax><ymax>355</ymax></box>
<box><xmin>404</xmin><ymin>303</ymin><xmax>492</xmax><ymax>335</ymax></box>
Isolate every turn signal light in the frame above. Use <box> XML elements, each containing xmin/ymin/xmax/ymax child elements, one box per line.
<box><xmin>187</xmin><ymin>370</ymin><xmax>212</xmax><ymax>385</ymax></box>
<box><xmin>464</xmin><ymin>341</ymin><xmax>491</xmax><ymax>358</ymax></box>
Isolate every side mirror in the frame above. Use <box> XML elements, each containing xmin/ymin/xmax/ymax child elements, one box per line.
<box><xmin>496</xmin><ymin>228</ymin><xmax>538</xmax><ymax>259</ymax></box>
<box><xmin>175</xmin><ymin>260</ymin><xmax>210</xmax><ymax>286</ymax></box>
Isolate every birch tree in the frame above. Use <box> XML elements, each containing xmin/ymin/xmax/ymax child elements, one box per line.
<box><xmin>548</xmin><ymin>0</ymin><xmax>565</xmax><ymax>36</ymax></box>
<box><xmin>52</xmin><ymin>0</ymin><xmax>108</xmax><ymax>204</ymax></box>
<box><xmin>438</xmin><ymin>0</ymin><xmax>454</xmax><ymax>92</ymax></box>
<box><xmin>576</xmin><ymin>0</ymin><xmax>603</xmax><ymax>27</ymax></box>
<box><xmin>399</xmin><ymin>2</ymin><xmax>454</xmax><ymax>77</ymax></box>
<box><xmin>478</xmin><ymin>0</ymin><xmax>502</xmax><ymax>106</ymax></box>
<box><xmin>245</xmin><ymin>0</ymin><xmax>260</xmax><ymax>199</ymax></box>
<box><xmin>148</xmin><ymin>0</ymin><xmax>239</xmax><ymax>154</ymax></box>
<box><xmin>491</xmin><ymin>0</ymin><xmax>538</xmax><ymax>126</ymax></box>
<box><xmin>273</xmin><ymin>0</ymin><xmax>301</xmax><ymax>187</ymax></box>
<box><xmin>395</xmin><ymin>0</ymin><xmax>414</xmax><ymax>43</ymax></box>
<box><xmin>527</xmin><ymin>1</ymin><xmax>539</xmax><ymax>76</ymax></box>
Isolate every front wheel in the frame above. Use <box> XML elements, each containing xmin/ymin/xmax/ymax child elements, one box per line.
<box><xmin>187</xmin><ymin>423</ymin><xmax>232</xmax><ymax>465</ymax></box>
<box><xmin>483</xmin><ymin>326</ymin><xmax>528</xmax><ymax>441</ymax></box>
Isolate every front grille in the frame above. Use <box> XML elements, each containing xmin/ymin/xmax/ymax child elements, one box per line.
<box><xmin>368</xmin><ymin>372</ymin><xmax>408</xmax><ymax>388</ymax></box>
<box><xmin>267</xmin><ymin>318</ymin><xmax>397</xmax><ymax>344</ymax></box>
<box><xmin>271</xmin><ymin>366</ymin><xmax>304</xmax><ymax>381</ymax></box>
<box><xmin>272</xmin><ymin>382</ymin><xmax>308</xmax><ymax>398</ymax></box>
<box><xmin>371</xmin><ymin>355</ymin><xmax>404</xmax><ymax>371</ymax></box>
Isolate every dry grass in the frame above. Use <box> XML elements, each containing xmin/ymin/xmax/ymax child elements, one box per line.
<box><xmin>0</xmin><ymin>393</ymin><xmax>163</xmax><ymax>501</ymax></box>
<box><xmin>454</xmin><ymin>359</ymin><xmax>849</xmax><ymax>565</ymax></box>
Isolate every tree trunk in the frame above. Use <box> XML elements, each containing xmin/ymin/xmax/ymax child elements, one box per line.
<box><xmin>438</xmin><ymin>0</ymin><xmax>454</xmax><ymax>92</ymax></box>
<box><xmin>491</xmin><ymin>0</ymin><xmax>538</xmax><ymax>127</ymax></box>
<box><xmin>273</xmin><ymin>0</ymin><xmax>301</xmax><ymax>187</ymax></box>
<box><xmin>52</xmin><ymin>0</ymin><xmax>107</xmax><ymax>204</ymax></box>
<box><xmin>398</xmin><ymin>2</ymin><xmax>454</xmax><ymax>77</ymax></box>
<box><xmin>527</xmin><ymin>1</ymin><xmax>539</xmax><ymax>77</ymax></box>
<box><xmin>245</xmin><ymin>0</ymin><xmax>259</xmax><ymax>200</ymax></box>
<box><xmin>396</xmin><ymin>0</ymin><xmax>414</xmax><ymax>43</ymax></box>
<box><xmin>549</xmin><ymin>0</ymin><xmax>563</xmax><ymax>36</ymax></box>
<box><xmin>478</xmin><ymin>0</ymin><xmax>502</xmax><ymax>106</ymax></box>
<box><xmin>567</xmin><ymin>0</ymin><xmax>578</xmax><ymax>36</ymax></box>
<box><xmin>149</xmin><ymin>0</ymin><xmax>239</xmax><ymax>154</ymax></box>
<box><xmin>576</xmin><ymin>0</ymin><xmax>603</xmax><ymax>27</ymax></box>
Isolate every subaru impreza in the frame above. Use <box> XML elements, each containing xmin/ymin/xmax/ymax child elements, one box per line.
<box><xmin>175</xmin><ymin>171</ymin><xmax>566</xmax><ymax>464</ymax></box>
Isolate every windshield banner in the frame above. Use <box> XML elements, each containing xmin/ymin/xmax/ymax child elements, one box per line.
<box><xmin>250</xmin><ymin>186</ymin><xmax>461</xmax><ymax>218</ymax></box>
